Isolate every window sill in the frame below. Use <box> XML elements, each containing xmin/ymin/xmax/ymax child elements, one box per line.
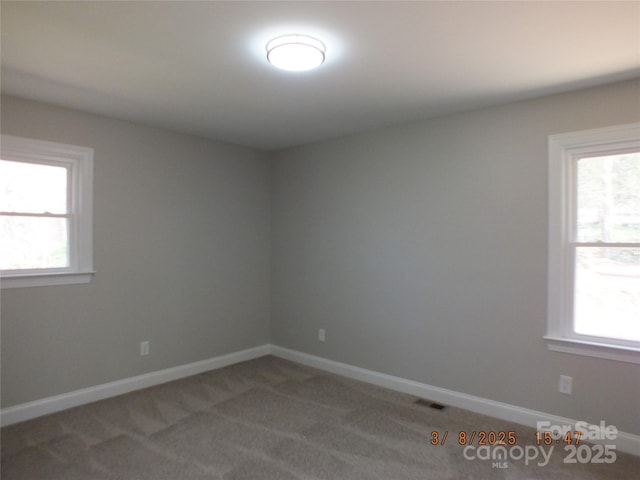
<box><xmin>1</xmin><ymin>271</ymin><xmax>95</xmax><ymax>289</ymax></box>
<box><xmin>544</xmin><ymin>336</ymin><xmax>640</xmax><ymax>364</ymax></box>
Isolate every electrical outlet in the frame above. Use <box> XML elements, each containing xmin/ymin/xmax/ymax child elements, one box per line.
<box><xmin>318</xmin><ymin>328</ymin><xmax>326</xmax><ymax>342</ymax></box>
<box><xmin>140</xmin><ymin>341</ymin><xmax>150</xmax><ymax>356</ymax></box>
<box><xmin>559</xmin><ymin>375</ymin><xmax>572</xmax><ymax>395</ymax></box>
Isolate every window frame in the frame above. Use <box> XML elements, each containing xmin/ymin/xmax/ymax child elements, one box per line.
<box><xmin>547</xmin><ymin>123</ymin><xmax>640</xmax><ymax>364</ymax></box>
<box><xmin>1</xmin><ymin>135</ymin><xmax>94</xmax><ymax>288</ymax></box>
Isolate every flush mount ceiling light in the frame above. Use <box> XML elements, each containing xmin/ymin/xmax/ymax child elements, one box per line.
<box><xmin>266</xmin><ymin>34</ymin><xmax>326</xmax><ymax>72</ymax></box>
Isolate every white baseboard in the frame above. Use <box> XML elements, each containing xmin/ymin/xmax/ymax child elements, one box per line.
<box><xmin>0</xmin><ymin>344</ymin><xmax>270</xmax><ymax>427</ymax></box>
<box><xmin>2</xmin><ymin>343</ymin><xmax>638</xmax><ymax>457</ymax></box>
<box><xmin>270</xmin><ymin>345</ymin><xmax>640</xmax><ymax>457</ymax></box>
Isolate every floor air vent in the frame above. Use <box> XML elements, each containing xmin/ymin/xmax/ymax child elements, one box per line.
<box><xmin>414</xmin><ymin>398</ymin><xmax>446</xmax><ymax>410</ymax></box>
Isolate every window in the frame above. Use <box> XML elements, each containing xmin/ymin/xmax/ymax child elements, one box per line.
<box><xmin>1</xmin><ymin>135</ymin><xmax>94</xmax><ymax>288</ymax></box>
<box><xmin>547</xmin><ymin>123</ymin><xmax>640</xmax><ymax>363</ymax></box>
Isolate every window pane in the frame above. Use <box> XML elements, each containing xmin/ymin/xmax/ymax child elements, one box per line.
<box><xmin>574</xmin><ymin>247</ymin><xmax>640</xmax><ymax>342</ymax></box>
<box><xmin>0</xmin><ymin>160</ymin><xmax>68</xmax><ymax>214</ymax></box>
<box><xmin>576</xmin><ymin>152</ymin><xmax>640</xmax><ymax>242</ymax></box>
<box><xmin>0</xmin><ymin>216</ymin><xmax>69</xmax><ymax>269</ymax></box>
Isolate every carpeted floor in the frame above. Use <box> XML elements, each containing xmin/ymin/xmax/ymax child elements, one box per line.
<box><xmin>1</xmin><ymin>355</ymin><xmax>638</xmax><ymax>479</ymax></box>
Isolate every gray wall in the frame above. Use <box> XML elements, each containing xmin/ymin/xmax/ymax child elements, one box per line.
<box><xmin>271</xmin><ymin>79</ymin><xmax>640</xmax><ymax>434</ymax></box>
<box><xmin>2</xmin><ymin>80</ymin><xmax>639</xmax><ymax>436</ymax></box>
<box><xmin>1</xmin><ymin>95</ymin><xmax>271</xmax><ymax>407</ymax></box>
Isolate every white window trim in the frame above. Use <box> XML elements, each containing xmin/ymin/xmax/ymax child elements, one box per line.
<box><xmin>547</xmin><ymin>122</ymin><xmax>640</xmax><ymax>364</ymax></box>
<box><xmin>1</xmin><ymin>135</ymin><xmax>94</xmax><ymax>288</ymax></box>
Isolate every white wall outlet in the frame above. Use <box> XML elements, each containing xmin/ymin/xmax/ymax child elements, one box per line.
<box><xmin>140</xmin><ymin>341</ymin><xmax>150</xmax><ymax>356</ymax></box>
<box><xmin>559</xmin><ymin>375</ymin><xmax>572</xmax><ymax>395</ymax></box>
<box><xmin>318</xmin><ymin>328</ymin><xmax>326</xmax><ymax>342</ymax></box>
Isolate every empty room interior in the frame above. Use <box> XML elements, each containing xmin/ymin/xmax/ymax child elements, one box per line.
<box><xmin>1</xmin><ymin>1</ymin><xmax>639</xmax><ymax>479</ymax></box>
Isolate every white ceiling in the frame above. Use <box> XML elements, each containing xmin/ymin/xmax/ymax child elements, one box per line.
<box><xmin>2</xmin><ymin>1</ymin><xmax>639</xmax><ymax>151</ymax></box>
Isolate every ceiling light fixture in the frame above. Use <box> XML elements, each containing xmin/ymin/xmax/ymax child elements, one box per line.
<box><xmin>266</xmin><ymin>34</ymin><xmax>325</xmax><ymax>72</ymax></box>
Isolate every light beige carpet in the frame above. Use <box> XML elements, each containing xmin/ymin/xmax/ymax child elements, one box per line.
<box><xmin>1</xmin><ymin>355</ymin><xmax>638</xmax><ymax>479</ymax></box>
